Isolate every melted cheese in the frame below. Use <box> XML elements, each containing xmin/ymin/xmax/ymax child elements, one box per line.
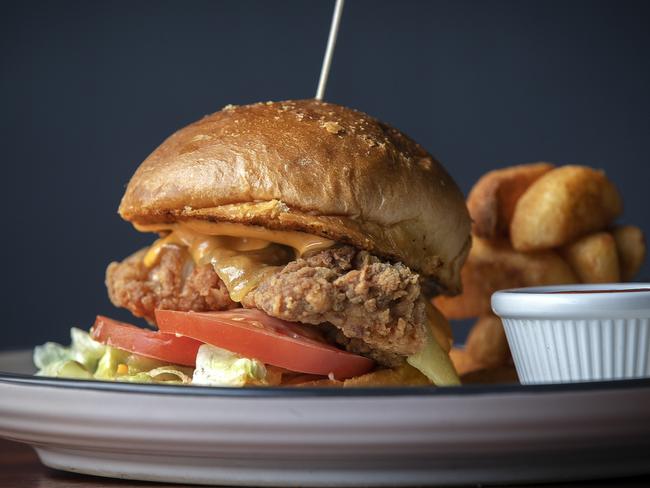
<box><xmin>135</xmin><ymin>220</ymin><xmax>334</xmax><ymax>257</ymax></box>
<box><xmin>139</xmin><ymin>220</ymin><xmax>334</xmax><ymax>302</ymax></box>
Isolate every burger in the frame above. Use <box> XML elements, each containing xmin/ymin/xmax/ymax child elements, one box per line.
<box><xmin>34</xmin><ymin>99</ymin><xmax>471</xmax><ymax>388</ymax></box>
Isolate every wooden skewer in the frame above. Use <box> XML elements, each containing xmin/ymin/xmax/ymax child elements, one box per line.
<box><xmin>315</xmin><ymin>0</ymin><xmax>345</xmax><ymax>101</ymax></box>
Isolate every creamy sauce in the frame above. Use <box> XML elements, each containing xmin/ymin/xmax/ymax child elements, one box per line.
<box><xmin>139</xmin><ymin>220</ymin><xmax>334</xmax><ymax>302</ymax></box>
<box><xmin>135</xmin><ymin>220</ymin><xmax>334</xmax><ymax>257</ymax></box>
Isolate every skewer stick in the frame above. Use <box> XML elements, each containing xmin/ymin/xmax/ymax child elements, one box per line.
<box><xmin>315</xmin><ymin>0</ymin><xmax>345</xmax><ymax>101</ymax></box>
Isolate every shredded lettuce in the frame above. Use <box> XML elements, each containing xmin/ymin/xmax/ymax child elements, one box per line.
<box><xmin>70</xmin><ymin>326</ymin><xmax>106</xmax><ymax>371</ymax></box>
<box><xmin>33</xmin><ymin>328</ymin><xmax>193</xmax><ymax>384</ymax></box>
<box><xmin>192</xmin><ymin>344</ymin><xmax>268</xmax><ymax>386</ymax></box>
<box><xmin>34</xmin><ymin>328</ymin><xmax>267</xmax><ymax>386</ymax></box>
<box><xmin>34</xmin><ymin>327</ymin><xmax>107</xmax><ymax>373</ymax></box>
<box><xmin>37</xmin><ymin>359</ymin><xmax>94</xmax><ymax>379</ymax></box>
<box><xmin>93</xmin><ymin>346</ymin><xmax>193</xmax><ymax>383</ymax></box>
<box><xmin>34</xmin><ymin>341</ymin><xmax>74</xmax><ymax>371</ymax></box>
<box><xmin>93</xmin><ymin>346</ymin><xmax>128</xmax><ymax>379</ymax></box>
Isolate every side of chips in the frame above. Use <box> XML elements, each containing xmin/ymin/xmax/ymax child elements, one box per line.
<box><xmin>442</xmin><ymin>162</ymin><xmax>645</xmax><ymax>385</ymax></box>
<box><xmin>467</xmin><ymin>162</ymin><xmax>554</xmax><ymax>239</ymax></box>
<box><xmin>510</xmin><ymin>165</ymin><xmax>623</xmax><ymax>251</ymax></box>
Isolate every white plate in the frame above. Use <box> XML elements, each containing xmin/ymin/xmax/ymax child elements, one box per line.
<box><xmin>1</xmin><ymin>350</ymin><xmax>649</xmax><ymax>487</ymax></box>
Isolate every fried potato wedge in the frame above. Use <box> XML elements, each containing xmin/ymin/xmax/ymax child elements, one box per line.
<box><xmin>510</xmin><ymin>165</ymin><xmax>622</xmax><ymax>251</ymax></box>
<box><xmin>449</xmin><ymin>347</ymin><xmax>484</xmax><ymax>376</ymax></box>
<box><xmin>434</xmin><ymin>237</ymin><xmax>578</xmax><ymax>319</ymax></box>
<box><xmin>467</xmin><ymin>162</ymin><xmax>555</xmax><ymax>239</ymax></box>
<box><xmin>612</xmin><ymin>225</ymin><xmax>647</xmax><ymax>281</ymax></box>
<box><xmin>560</xmin><ymin>232</ymin><xmax>620</xmax><ymax>283</ymax></box>
<box><xmin>465</xmin><ymin>315</ymin><xmax>511</xmax><ymax>368</ymax></box>
<box><xmin>461</xmin><ymin>365</ymin><xmax>519</xmax><ymax>385</ymax></box>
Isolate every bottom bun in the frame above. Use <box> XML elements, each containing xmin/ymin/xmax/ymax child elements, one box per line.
<box><xmin>460</xmin><ymin>365</ymin><xmax>519</xmax><ymax>385</ymax></box>
<box><xmin>290</xmin><ymin>364</ymin><xmax>432</xmax><ymax>388</ymax></box>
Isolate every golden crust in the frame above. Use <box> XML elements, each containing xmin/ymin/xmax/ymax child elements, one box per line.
<box><xmin>460</xmin><ymin>365</ymin><xmax>519</xmax><ymax>385</ymax></box>
<box><xmin>292</xmin><ymin>363</ymin><xmax>433</xmax><ymax>388</ymax></box>
<box><xmin>450</xmin><ymin>346</ymin><xmax>517</xmax><ymax>384</ymax></box>
<box><xmin>612</xmin><ymin>225</ymin><xmax>646</xmax><ymax>281</ymax></box>
<box><xmin>560</xmin><ymin>232</ymin><xmax>620</xmax><ymax>283</ymax></box>
<box><xmin>465</xmin><ymin>315</ymin><xmax>511</xmax><ymax>369</ymax></box>
<box><xmin>449</xmin><ymin>347</ymin><xmax>484</xmax><ymax>376</ymax></box>
<box><xmin>343</xmin><ymin>364</ymin><xmax>432</xmax><ymax>387</ymax></box>
<box><xmin>510</xmin><ymin>165</ymin><xmax>622</xmax><ymax>251</ymax></box>
<box><xmin>118</xmin><ymin>100</ymin><xmax>471</xmax><ymax>293</ymax></box>
<box><xmin>467</xmin><ymin>162</ymin><xmax>555</xmax><ymax>239</ymax></box>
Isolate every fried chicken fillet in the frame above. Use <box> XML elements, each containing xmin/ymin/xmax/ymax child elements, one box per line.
<box><xmin>107</xmin><ymin>245</ymin><xmax>426</xmax><ymax>366</ymax></box>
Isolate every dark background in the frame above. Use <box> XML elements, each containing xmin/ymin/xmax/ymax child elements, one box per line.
<box><xmin>1</xmin><ymin>0</ymin><xmax>649</xmax><ymax>349</ymax></box>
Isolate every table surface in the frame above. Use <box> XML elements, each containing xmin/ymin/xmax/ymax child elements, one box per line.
<box><xmin>2</xmin><ymin>438</ymin><xmax>650</xmax><ymax>488</ymax></box>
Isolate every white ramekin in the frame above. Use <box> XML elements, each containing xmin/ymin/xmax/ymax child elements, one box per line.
<box><xmin>491</xmin><ymin>284</ymin><xmax>650</xmax><ymax>384</ymax></box>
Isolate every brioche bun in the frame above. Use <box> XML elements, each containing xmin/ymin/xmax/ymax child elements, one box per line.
<box><xmin>119</xmin><ymin>99</ymin><xmax>471</xmax><ymax>293</ymax></box>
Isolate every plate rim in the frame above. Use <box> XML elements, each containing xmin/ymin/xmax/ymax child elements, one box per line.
<box><xmin>3</xmin><ymin>347</ymin><xmax>650</xmax><ymax>398</ymax></box>
<box><xmin>2</xmin><ymin>369</ymin><xmax>650</xmax><ymax>398</ymax></box>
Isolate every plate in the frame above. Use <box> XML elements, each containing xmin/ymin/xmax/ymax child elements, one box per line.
<box><xmin>1</xmin><ymin>350</ymin><xmax>649</xmax><ymax>487</ymax></box>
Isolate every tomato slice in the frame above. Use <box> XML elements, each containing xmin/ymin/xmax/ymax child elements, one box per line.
<box><xmin>91</xmin><ymin>315</ymin><xmax>202</xmax><ymax>367</ymax></box>
<box><xmin>155</xmin><ymin>308</ymin><xmax>375</xmax><ymax>380</ymax></box>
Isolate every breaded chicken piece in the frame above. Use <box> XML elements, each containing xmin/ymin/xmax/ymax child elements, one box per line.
<box><xmin>107</xmin><ymin>244</ymin><xmax>426</xmax><ymax>365</ymax></box>
<box><xmin>106</xmin><ymin>245</ymin><xmax>236</xmax><ymax>323</ymax></box>
<box><xmin>242</xmin><ymin>246</ymin><xmax>427</xmax><ymax>359</ymax></box>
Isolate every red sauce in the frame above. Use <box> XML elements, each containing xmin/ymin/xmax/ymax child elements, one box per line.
<box><xmin>546</xmin><ymin>288</ymin><xmax>650</xmax><ymax>294</ymax></box>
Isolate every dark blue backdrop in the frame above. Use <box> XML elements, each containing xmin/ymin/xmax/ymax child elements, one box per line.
<box><xmin>1</xmin><ymin>0</ymin><xmax>649</xmax><ymax>348</ymax></box>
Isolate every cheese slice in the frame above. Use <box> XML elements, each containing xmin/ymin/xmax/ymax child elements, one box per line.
<box><xmin>181</xmin><ymin>220</ymin><xmax>334</xmax><ymax>257</ymax></box>
<box><xmin>135</xmin><ymin>220</ymin><xmax>334</xmax><ymax>257</ymax></box>
<box><xmin>139</xmin><ymin>220</ymin><xmax>334</xmax><ymax>302</ymax></box>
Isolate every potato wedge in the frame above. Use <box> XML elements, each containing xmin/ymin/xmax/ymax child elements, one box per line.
<box><xmin>465</xmin><ymin>315</ymin><xmax>511</xmax><ymax>368</ymax></box>
<box><xmin>449</xmin><ymin>347</ymin><xmax>484</xmax><ymax>376</ymax></box>
<box><xmin>560</xmin><ymin>232</ymin><xmax>620</xmax><ymax>283</ymax></box>
<box><xmin>510</xmin><ymin>165</ymin><xmax>622</xmax><ymax>251</ymax></box>
<box><xmin>467</xmin><ymin>162</ymin><xmax>554</xmax><ymax>239</ymax></box>
<box><xmin>612</xmin><ymin>225</ymin><xmax>646</xmax><ymax>281</ymax></box>
<box><xmin>461</xmin><ymin>365</ymin><xmax>519</xmax><ymax>385</ymax></box>
<box><xmin>434</xmin><ymin>237</ymin><xmax>578</xmax><ymax>319</ymax></box>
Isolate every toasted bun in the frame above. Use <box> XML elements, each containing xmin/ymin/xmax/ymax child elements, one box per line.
<box><xmin>290</xmin><ymin>363</ymin><xmax>433</xmax><ymax>387</ymax></box>
<box><xmin>119</xmin><ymin>100</ymin><xmax>471</xmax><ymax>293</ymax></box>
